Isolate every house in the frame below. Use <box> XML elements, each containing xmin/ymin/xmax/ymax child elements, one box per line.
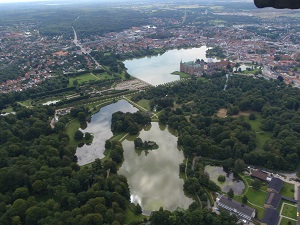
<box><xmin>261</xmin><ymin>208</ymin><xmax>280</xmax><ymax>225</ymax></box>
<box><xmin>216</xmin><ymin>195</ymin><xmax>255</xmax><ymax>221</ymax></box>
<box><xmin>267</xmin><ymin>177</ymin><xmax>283</xmax><ymax>193</ymax></box>
<box><xmin>251</xmin><ymin>170</ymin><xmax>272</xmax><ymax>182</ymax></box>
<box><xmin>264</xmin><ymin>192</ymin><xmax>281</xmax><ymax>210</ymax></box>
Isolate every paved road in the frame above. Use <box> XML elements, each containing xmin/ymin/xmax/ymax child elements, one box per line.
<box><xmin>72</xmin><ymin>27</ymin><xmax>103</xmax><ymax>69</ymax></box>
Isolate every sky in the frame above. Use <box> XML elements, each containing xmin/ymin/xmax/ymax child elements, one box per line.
<box><xmin>0</xmin><ymin>0</ymin><xmax>49</xmax><ymax>3</ymax></box>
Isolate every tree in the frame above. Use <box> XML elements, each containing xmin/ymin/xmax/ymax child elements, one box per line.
<box><xmin>78</xmin><ymin>112</ymin><xmax>86</xmax><ymax>123</ymax></box>
<box><xmin>74</xmin><ymin>130</ymin><xmax>84</xmax><ymax>141</ymax></box>
<box><xmin>218</xmin><ymin>175</ymin><xmax>226</xmax><ymax>182</ymax></box>
<box><xmin>227</xmin><ymin>188</ymin><xmax>234</xmax><ymax>198</ymax></box>
<box><xmin>234</xmin><ymin>63</ymin><xmax>240</xmax><ymax>72</ymax></box>
<box><xmin>85</xmin><ymin>132</ymin><xmax>92</xmax><ymax>141</ymax></box>
<box><xmin>234</xmin><ymin>159</ymin><xmax>246</xmax><ymax>173</ymax></box>
<box><xmin>32</xmin><ymin>180</ymin><xmax>46</xmax><ymax>193</ymax></box>
<box><xmin>242</xmin><ymin>195</ymin><xmax>248</xmax><ymax>204</ymax></box>
<box><xmin>135</xmin><ymin>203</ymin><xmax>142</xmax><ymax>215</ymax></box>
<box><xmin>251</xmin><ymin>179</ymin><xmax>262</xmax><ymax>190</ymax></box>
<box><xmin>249</xmin><ymin>113</ymin><xmax>256</xmax><ymax>120</ymax></box>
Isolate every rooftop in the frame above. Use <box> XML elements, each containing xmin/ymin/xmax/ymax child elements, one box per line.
<box><xmin>265</xmin><ymin>192</ymin><xmax>281</xmax><ymax>209</ymax></box>
<box><xmin>261</xmin><ymin>208</ymin><xmax>280</xmax><ymax>225</ymax></box>
<box><xmin>217</xmin><ymin>195</ymin><xmax>255</xmax><ymax>218</ymax></box>
<box><xmin>268</xmin><ymin>177</ymin><xmax>283</xmax><ymax>193</ymax></box>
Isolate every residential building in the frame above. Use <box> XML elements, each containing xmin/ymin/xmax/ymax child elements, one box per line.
<box><xmin>261</xmin><ymin>208</ymin><xmax>280</xmax><ymax>225</ymax></box>
<box><xmin>251</xmin><ymin>170</ymin><xmax>272</xmax><ymax>182</ymax></box>
<box><xmin>264</xmin><ymin>192</ymin><xmax>281</xmax><ymax>210</ymax></box>
<box><xmin>267</xmin><ymin>177</ymin><xmax>283</xmax><ymax>193</ymax></box>
<box><xmin>216</xmin><ymin>195</ymin><xmax>255</xmax><ymax>221</ymax></box>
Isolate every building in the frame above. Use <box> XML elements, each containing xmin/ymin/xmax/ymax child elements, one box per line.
<box><xmin>267</xmin><ymin>177</ymin><xmax>283</xmax><ymax>193</ymax></box>
<box><xmin>216</xmin><ymin>195</ymin><xmax>255</xmax><ymax>221</ymax></box>
<box><xmin>261</xmin><ymin>208</ymin><xmax>280</xmax><ymax>225</ymax></box>
<box><xmin>251</xmin><ymin>169</ymin><xmax>272</xmax><ymax>182</ymax></box>
<box><xmin>180</xmin><ymin>59</ymin><xmax>230</xmax><ymax>76</ymax></box>
<box><xmin>264</xmin><ymin>192</ymin><xmax>281</xmax><ymax>210</ymax></box>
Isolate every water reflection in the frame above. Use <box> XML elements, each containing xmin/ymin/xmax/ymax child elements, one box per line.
<box><xmin>75</xmin><ymin>100</ymin><xmax>138</xmax><ymax>166</ymax></box>
<box><xmin>124</xmin><ymin>46</ymin><xmax>215</xmax><ymax>86</ymax></box>
<box><xmin>119</xmin><ymin>123</ymin><xmax>193</xmax><ymax>214</ymax></box>
<box><xmin>204</xmin><ymin>165</ymin><xmax>245</xmax><ymax>194</ymax></box>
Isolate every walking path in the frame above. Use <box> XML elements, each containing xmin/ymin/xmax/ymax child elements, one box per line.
<box><xmin>122</xmin><ymin>96</ymin><xmax>148</xmax><ymax>112</ymax></box>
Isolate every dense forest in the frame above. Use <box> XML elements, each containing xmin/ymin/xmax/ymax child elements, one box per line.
<box><xmin>133</xmin><ymin>75</ymin><xmax>300</xmax><ymax>171</ymax></box>
<box><xmin>111</xmin><ymin>111</ymin><xmax>151</xmax><ymax>135</ymax></box>
<box><xmin>0</xmin><ymin>105</ymin><xmax>136</xmax><ymax>225</ymax></box>
<box><xmin>0</xmin><ymin>100</ymin><xmax>243</xmax><ymax>224</ymax></box>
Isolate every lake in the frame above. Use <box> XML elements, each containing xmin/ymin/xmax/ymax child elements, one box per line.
<box><xmin>124</xmin><ymin>46</ymin><xmax>213</xmax><ymax>86</ymax></box>
<box><xmin>75</xmin><ymin>100</ymin><xmax>138</xmax><ymax>166</ymax></box>
<box><xmin>119</xmin><ymin>123</ymin><xmax>193</xmax><ymax>214</ymax></box>
<box><xmin>205</xmin><ymin>165</ymin><xmax>245</xmax><ymax>195</ymax></box>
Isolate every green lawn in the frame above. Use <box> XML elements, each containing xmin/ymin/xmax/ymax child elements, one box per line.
<box><xmin>233</xmin><ymin>195</ymin><xmax>265</xmax><ymax>219</ymax></box>
<box><xmin>280</xmin><ymin>182</ymin><xmax>295</xmax><ymax>198</ymax></box>
<box><xmin>65</xmin><ymin>118</ymin><xmax>81</xmax><ymax>147</ymax></box>
<box><xmin>68</xmin><ymin>73</ymin><xmax>99</xmax><ymax>86</ymax></box>
<box><xmin>245</xmin><ymin>113</ymin><xmax>272</xmax><ymax>149</ymax></box>
<box><xmin>234</xmin><ymin>176</ymin><xmax>267</xmax><ymax>220</ymax></box>
<box><xmin>280</xmin><ymin>217</ymin><xmax>297</xmax><ymax>225</ymax></box>
<box><xmin>245</xmin><ymin>187</ymin><xmax>268</xmax><ymax>206</ymax></box>
<box><xmin>281</xmin><ymin>203</ymin><xmax>297</xmax><ymax>220</ymax></box>
<box><xmin>137</xmin><ymin>99</ymin><xmax>151</xmax><ymax>111</ymax></box>
<box><xmin>171</xmin><ymin>71</ymin><xmax>192</xmax><ymax>79</ymax></box>
<box><xmin>1</xmin><ymin>107</ymin><xmax>14</xmax><ymax>113</ymax></box>
<box><xmin>125</xmin><ymin>204</ymin><xmax>147</xmax><ymax>224</ymax></box>
<box><xmin>18</xmin><ymin>100</ymin><xmax>33</xmax><ymax>107</ymax></box>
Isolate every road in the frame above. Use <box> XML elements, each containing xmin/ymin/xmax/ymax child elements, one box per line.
<box><xmin>72</xmin><ymin>27</ymin><xmax>103</xmax><ymax>69</ymax></box>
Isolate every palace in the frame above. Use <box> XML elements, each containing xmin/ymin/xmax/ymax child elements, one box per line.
<box><xmin>180</xmin><ymin>59</ymin><xmax>230</xmax><ymax>76</ymax></box>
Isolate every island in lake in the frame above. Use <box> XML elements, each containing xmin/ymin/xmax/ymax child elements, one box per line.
<box><xmin>134</xmin><ymin>137</ymin><xmax>159</xmax><ymax>150</ymax></box>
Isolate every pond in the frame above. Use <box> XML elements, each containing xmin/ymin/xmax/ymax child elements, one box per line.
<box><xmin>204</xmin><ymin>165</ymin><xmax>245</xmax><ymax>195</ymax></box>
<box><xmin>75</xmin><ymin>100</ymin><xmax>138</xmax><ymax>166</ymax></box>
<box><xmin>118</xmin><ymin>123</ymin><xmax>193</xmax><ymax>214</ymax></box>
<box><xmin>124</xmin><ymin>46</ymin><xmax>215</xmax><ymax>86</ymax></box>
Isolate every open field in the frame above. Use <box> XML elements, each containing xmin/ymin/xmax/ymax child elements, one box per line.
<box><xmin>281</xmin><ymin>203</ymin><xmax>297</xmax><ymax>220</ymax></box>
<box><xmin>280</xmin><ymin>217</ymin><xmax>297</xmax><ymax>225</ymax></box>
<box><xmin>171</xmin><ymin>71</ymin><xmax>192</xmax><ymax>79</ymax></box>
<box><xmin>245</xmin><ymin>187</ymin><xmax>268</xmax><ymax>207</ymax></box>
<box><xmin>68</xmin><ymin>73</ymin><xmax>99</xmax><ymax>86</ymax></box>
<box><xmin>244</xmin><ymin>112</ymin><xmax>272</xmax><ymax>149</ymax></box>
<box><xmin>137</xmin><ymin>99</ymin><xmax>151</xmax><ymax>111</ymax></box>
<box><xmin>18</xmin><ymin>100</ymin><xmax>33</xmax><ymax>107</ymax></box>
<box><xmin>280</xmin><ymin>182</ymin><xmax>295</xmax><ymax>199</ymax></box>
<box><xmin>65</xmin><ymin>118</ymin><xmax>81</xmax><ymax>147</ymax></box>
<box><xmin>234</xmin><ymin>175</ymin><xmax>267</xmax><ymax>219</ymax></box>
<box><xmin>125</xmin><ymin>205</ymin><xmax>148</xmax><ymax>224</ymax></box>
<box><xmin>217</xmin><ymin>108</ymin><xmax>227</xmax><ymax>118</ymax></box>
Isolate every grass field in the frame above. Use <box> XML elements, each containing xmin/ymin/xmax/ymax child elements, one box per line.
<box><xmin>18</xmin><ymin>100</ymin><xmax>33</xmax><ymax>107</ymax></box>
<box><xmin>234</xmin><ymin>194</ymin><xmax>265</xmax><ymax>219</ymax></box>
<box><xmin>65</xmin><ymin>118</ymin><xmax>81</xmax><ymax>147</ymax></box>
<box><xmin>137</xmin><ymin>99</ymin><xmax>151</xmax><ymax>111</ymax></box>
<box><xmin>280</xmin><ymin>217</ymin><xmax>297</xmax><ymax>225</ymax></box>
<box><xmin>280</xmin><ymin>182</ymin><xmax>295</xmax><ymax>198</ymax></box>
<box><xmin>245</xmin><ymin>113</ymin><xmax>272</xmax><ymax>149</ymax></box>
<box><xmin>233</xmin><ymin>175</ymin><xmax>268</xmax><ymax>219</ymax></box>
<box><xmin>245</xmin><ymin>187</ymin><xmax>268</xmax><ymax>206</ymax></box>
<box><xmin>281</xmin><ymin>203</ymin><xmax>297</xmax><ymax>220</ymax></box>
<box><xmin>68</xmin><ymin>73</ymin><xmax>99</xmax><ymax>87</ymax></box>
<box><xmin>1</xmin><ymin>107</ymin><xmax>14</xmax><ymax>113</ymax></box>
<box><xmin>125</xmin><ymin>205</ymin><xmax>147</xmax><ymax>224</ymax></box>
<box><xmin>171</xmin><ymin>71</ymin><xmax>192</xmax><ymax>79</ymax></box>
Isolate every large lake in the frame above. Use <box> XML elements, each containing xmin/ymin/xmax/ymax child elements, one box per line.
<box><xmin>124</xmin><ymin>46</ymin><xmax>212</xmax><ymax>86</ymax></box>
<box><xmin>119</xmin><ymin>123</ymin><xmax>193</xmax><ymax>214</ymax></box>
<box><xmin>75</xmin><ymin>100</ymin><xmax>138</xmax><ymax>166</ymax></box>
